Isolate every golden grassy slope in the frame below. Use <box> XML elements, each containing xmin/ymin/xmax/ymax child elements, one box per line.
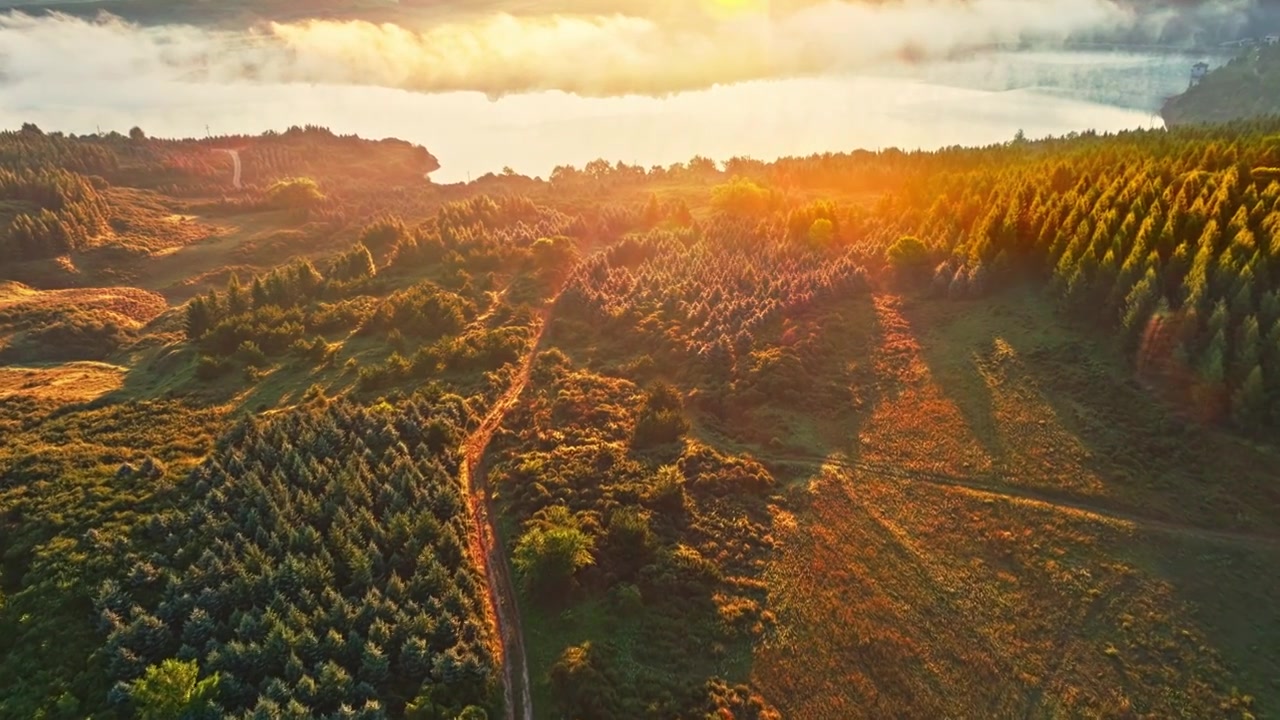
<box><xmin>0</xmin><ymin>281</ymin><xmax>168</xmax><ymax>326</ymax></box>
<box><xmin>748</xmin><ymin>291</ymin><xmax>1279</xmax><ymax>719</ymax></box>
<box><xmin>0</xmin><ymin>361</ymin><xmax>126</xmax><ymax>403</ymax></box>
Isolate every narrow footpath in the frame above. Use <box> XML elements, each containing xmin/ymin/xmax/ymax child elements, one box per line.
<box><xmin>458</xmin><ymin>306</ymin><xmax>551</xmax><ymax>720</ymax></box>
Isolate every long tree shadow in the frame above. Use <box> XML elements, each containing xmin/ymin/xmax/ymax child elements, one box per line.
<box><xmin>511</xmin><ymin>273</ymin><xmax>1280</xmax><ymax>718</ymax></box>
<box><xmin>898</xmin><ymin>286</ymin><xmax>1280</xmax><ymax>534</ymax></box>
<box><xmin>729</xmin><ymin>283</ymin><xmax>1280</xmax><ymax>717</ymax></box>
<box><xmin>896</xmin><ymin>286</ymin><xmax>1280</xmax><ymax>716</ymax></box>
<box><xmin>895</xmin><ymin>294</ymin><xmax>1008</xmax><ymax>461</ymax></box>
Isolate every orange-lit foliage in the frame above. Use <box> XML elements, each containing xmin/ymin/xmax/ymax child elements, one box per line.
<box><xmin>5</xmin><ymin>115</ymin><xmax>1280</xmax><ymax>720</ymax></box>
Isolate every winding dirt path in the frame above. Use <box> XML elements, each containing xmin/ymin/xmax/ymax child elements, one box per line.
<box><xmin>216</xmin><ymin>148</ymin><xmax>242</xmax><ymax>189</ymax></box>
<box><xmin>459</xmin><ymin>249</ymin><xmax>602</xmax><ymax>720</ymax></box>
<box><xmin>459</xmin><ymin>305</ymin><xmax>549</xmax><ymax>720</ymax></box>
<box><xmin>763</xmin><ymin>453</ymin><xmax>1280</xmax><ymax>549</ymax></box>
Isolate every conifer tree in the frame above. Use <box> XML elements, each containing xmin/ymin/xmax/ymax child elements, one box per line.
<box><xmin>226</xmin><ymin>274</ymin><xmax>249</xmax><ymax>316</ymax></box>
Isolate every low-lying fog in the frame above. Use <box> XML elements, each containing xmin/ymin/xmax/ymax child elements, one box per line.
<box><xmin>0</xmin><ymin>4</ymin><xmax>1243</xmax><ymax>182</ymax></box>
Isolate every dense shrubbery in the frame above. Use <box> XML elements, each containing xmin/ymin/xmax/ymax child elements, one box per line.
<box><xmin>184</xmin><ymin>256</ymin><xmax>370</xmax><ymax>364</ymax></box>
<box><xmin>710</xmin><ymin>176</ymin><xmax>777</xmax><ymax>217</ymax></box>
<box><xmin>356</xmin><ymin>325</ymin><xmax>533</xmax><ymax>393</ymax></box>
<box><xmin>512</xmin><ymin>506</ymin><xmax>596</xmax><ymax>599</ymax></box>
<box><xmin>390</xmin><ymin>195</ymin><xmax>582</xmax><ymax>281</ymax></box>
<box><xmin>361</xmin><ymin>283</ymin><xmax>472</xmax><ymax>341</ymax></box>
<box><xmin>97</xmin><ymin>397</ymin><xmax>498</xmax><ymax>718</ymax></box>
<box><xmin>264</xmin><ymin>177</ymin><xmax>325</xmax><ymax>211</ymax></box>
<box><xmin>557</xmin><ymin>223</ymin><xmax>870</xmax><ymax>384</ymax></box>
<box><xmin>631</xmin><ymin>382</ymin><xmax>691</xmax><ymax>449</ymax></box>
<box><xmin>0</xmin><ymin>285</ymin><xmax>166</xmax><ymax>363</ymax></box>
<box><xmin>492</xmin><ymin>360</ymin><xmax>779</xmax><ymax>718</ymax></box>
<box><xmin>0</xmin><ymin>310</ymin><xmax>134</xmax><ymax>362</ymax></box>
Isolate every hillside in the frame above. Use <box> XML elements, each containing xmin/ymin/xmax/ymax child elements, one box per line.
<box><xmin>1</xmin><ymin>121</ymin><xmax>1279</xmax><ymax>720</ymax></box>
<box><xmin>1163</xmin><ymin>44</ymin><xmax>1280</xmax><ymax>126</ymax></box>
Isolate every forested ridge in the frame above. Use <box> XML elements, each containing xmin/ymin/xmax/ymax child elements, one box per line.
<box><xmin>549</xmin><ymin>120</ymin><xmax>1280</xmax><ymax>432</ymax></box>
<box><xmin>1163</xmin><ymin>45</ymin><xmax>1280</xmax><ymax>127</ymax></box>
<box><xmin>1</xmin><ymin>117</ymin><xmax>1280</xmax><ymax>720</ymax></box>
<box><xmin>867</xmin><ymin>124</ymin><xmax>1280</xmax><ymax>428</ymax></box>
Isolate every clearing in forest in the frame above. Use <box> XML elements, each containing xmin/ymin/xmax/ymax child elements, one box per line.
<box><xmin>750</xmin><ymin>290</ymin><xmax>1280</xmax><ymax>719</ymax></box>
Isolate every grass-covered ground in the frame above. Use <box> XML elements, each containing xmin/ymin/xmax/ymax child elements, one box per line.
<box><xmin>744</xmin><ymin>290</ymin><xmax>1280</xmax><ymax>718</ymax></box>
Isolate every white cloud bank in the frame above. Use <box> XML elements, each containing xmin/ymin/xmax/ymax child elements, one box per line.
<box><xmin>0</xmin><ymin>0</ymin><xmax>1224</xmax><ymax>98</ymax></box>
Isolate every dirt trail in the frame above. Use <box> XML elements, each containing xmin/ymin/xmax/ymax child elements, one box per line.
<box><xmin>465</xmin><ymin>286</ymin><xmax>511</xmax><ymax>336</ymax></box>
<box><xmin>459</xmin><ymin>250</ymin><xmax>600</xmax><ymax>720</ymax></box>
<box><xmin>459</xmin><ymin>311</ymin><xmax>542</xmax><ymax>720</ymax></box>
<box><xmin>216</xmin><ymin>148</ymin><xmax>242</xmax><ymax>189</ymax></box>
<box><xmin>764</xmin><ymin>453</ymin><xmax>1280</xmax><ymax>549</ymax></box>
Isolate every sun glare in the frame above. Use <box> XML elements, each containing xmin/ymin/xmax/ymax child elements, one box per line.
<box><xmin>707</xmin><ymin>0</ymin><xmax>767</xmax><ymax>16</ymax></box>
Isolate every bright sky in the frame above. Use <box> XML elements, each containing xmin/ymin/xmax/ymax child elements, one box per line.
<box><xmin>0</xmin><ymin>0</ymin><xmax>1152</xmax><ymax>98</ymax></box>
<box><xmin>0</xmin><ymin>0</ymin><xmax>1228</xmax><ymax>180</ymax></box>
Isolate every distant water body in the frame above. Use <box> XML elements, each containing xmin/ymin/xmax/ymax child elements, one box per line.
<box><xmin>0</xmin><ymin>49</ymin><xmax>1225</xmax><ymax>183</ymax></box>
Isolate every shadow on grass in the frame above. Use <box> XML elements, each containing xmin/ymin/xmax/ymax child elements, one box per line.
<box><xmin>904</xmin><ymin>288</ymin><xmax>1280</xmax><ymax>534</ymax></box>
<box><xmin>677</xmin><ymin>283</ymin><xmax>1280</xmax><ymax>718</ymax></box>
<box><xmin>889</xmin><ymin>287</ymin><xmax>1280</xmax><ymax>716</ymax></box>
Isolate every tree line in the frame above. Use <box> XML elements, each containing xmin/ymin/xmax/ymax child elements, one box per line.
<box><xmin>0</xmin><ymin>167</ymin><xmax>111</xmax><ymax>260</ymax></box>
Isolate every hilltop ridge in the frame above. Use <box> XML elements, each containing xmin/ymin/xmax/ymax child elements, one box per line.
<box><xmin>1163</xmin><ymin>43</ymin><xmax>1280</xmax><ymax>126</ymax></box>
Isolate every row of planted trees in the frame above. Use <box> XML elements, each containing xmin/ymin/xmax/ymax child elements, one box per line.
<box><xmin>864</xmin><ymin>123</ymin><xmax>1280</xmax><ymax>429</ymax></box>
<box><xmin>556</xmin><ymin>218</ymin><xmax>870</xmax><ymax>387</ymax></box>
<box><xmin>572</xmin><ymin>118</ymin><xmax>1280</xmax><ymax>431</ymax></box>
<box><xmin>96</xmin><ymin>396</ymin><xmax>498</xmax><ymax>719</ymax></box>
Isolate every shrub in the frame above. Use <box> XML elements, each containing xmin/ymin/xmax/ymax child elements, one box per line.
<box><xmin>234</xmin><ymin>340</ymin><xmax>268</xmax><ymax>368</ymax></box>
<box><xmin>808</xmin><ymin>218</ymin><xmax>835</xmax><ymax>246</ymax></box>
<box><xmin>358</xmin><ymin>216</ymin><xmax>409</xmax><ymax>259</ymax></box>
<box><xmin>886</xmin><ymin>235</ymin><xmax>930</xmax><ymax>270</ymax></box>
<box><xmin>633</xmin><ymin>382</ymin><xmax>690</xmax><ymax>449</ymax></box>
<box><xmin>711</xmin><ymin>177</ymin><xmax>773</xmax><ymax>216</ymax></box>
<box><xmin>265</xmin><ymin>177</ymin><xmax>323</xmax><ymax>210</ymax></box>
<box><xmin>604</xmin><ymin>506</ymin><xmax>655</xmax><ymax>576</ymax></box>
<box><xmin>548</xmin><ymin>643</ymin><xmax>621</xmax><ymax>720</ymax></box>
<box><xmin>513</xmin><ymin>507</ymin><xmax>595</xmax><ymax>599</ymax></box>
<box><xmin>194</xmin><ymin>355</ymin><xmax>232</xmax><ymax>381</ymax></box>
<box><xmin>362</xmin><ymin>282</ymin><xmax>470</xmax><ymax>341</ymax></box>
<box><xmin>0</xmin><ymin>312</ymin><xmax>132</xmax><ymax>363</ymax></box>
<box><xmin>645</xmin><ymin>464</ymin><xmax>687</xmax><ymax>514</ymax></box>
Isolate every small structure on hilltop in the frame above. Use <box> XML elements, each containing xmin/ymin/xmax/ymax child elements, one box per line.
<box><xmin>1265</xmin><ymin>34</ymin><xmax>1279</xmax><ymax>46</ymax></box>
<box><xmin>1190</xmin><ymin>61</ymin><xmax>1210</xmax><ymax>87</ymax></box>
